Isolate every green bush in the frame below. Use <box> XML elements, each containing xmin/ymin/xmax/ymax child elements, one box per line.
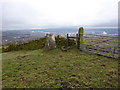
<box><xmin>55</xmin><ymin>35</ymin><xmax>76</xmax><ymax>49</ymax></box>
<box><xmin>2</xmin><ymin>35</ymin><xmax>76</xmax><ymax>52</ymax></box>
<box><xmin>55</xmin><ymin>35</ymin><xmax>67</xmax><ymax>48</ymax></box>
<box><xmin>2</xmin><ymin>37</ymin><xmax>46</xmax><ymax>52</ymax></box>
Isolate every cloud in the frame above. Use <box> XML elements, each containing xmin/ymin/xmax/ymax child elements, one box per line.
<box><xmin>1</xmin><ymin>0</ymin><xmax>119</xmax><ymax>30</ymax></box>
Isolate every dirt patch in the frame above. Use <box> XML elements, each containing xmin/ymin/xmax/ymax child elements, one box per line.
<box><xmin>17</xmin><ymin>54</ymin><xmax>30</xmax><ymax>60</ymax></box>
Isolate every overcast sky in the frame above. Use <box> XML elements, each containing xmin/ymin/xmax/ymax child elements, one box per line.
<box><xmin>1</xmin><ymin>0</ymin><xmax>119</xmax><ymax>30</ymax></box>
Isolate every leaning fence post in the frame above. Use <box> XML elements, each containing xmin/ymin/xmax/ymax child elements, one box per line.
<box><xmin>78</xmin><ymin>27</ymin><xmax>84</xmax><ymax>50</ymax></box>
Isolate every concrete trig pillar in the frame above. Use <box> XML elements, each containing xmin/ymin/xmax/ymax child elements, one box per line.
<box><xmin>45</xmin><ymin>34</ymin><xmax>56</xmax><ymax>50</ymax></box>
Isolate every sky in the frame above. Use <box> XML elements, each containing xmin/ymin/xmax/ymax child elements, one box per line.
<box><xmin>1</xmin><ymin>0</ymin><xmax>119</xmax><ymax>30</ymax></box>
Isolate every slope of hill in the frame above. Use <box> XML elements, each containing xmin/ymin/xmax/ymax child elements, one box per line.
<box><xmin>2</xmin><ymin>48</ymin><xmax>118</xmax><ymax>88</ymax></box>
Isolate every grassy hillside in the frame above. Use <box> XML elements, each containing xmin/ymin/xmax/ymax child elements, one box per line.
<box><xmin>2</xmin><ymin>37</ymin><xmax>46</xmax><ymax>52</ymax></box>
<box><xmin>2</xmin><ymin>36</ymin><xmax>75</xmax><ymax>52</ymax></box>
<box><xmin>2</xmin><ymin>48</ymin><xmax>118</xmax><ymax>88</ymax></box>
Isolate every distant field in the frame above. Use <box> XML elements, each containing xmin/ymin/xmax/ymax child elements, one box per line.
<box><xmin>2</xmin><ymin>48</ymin><xmax>118</xmax><ymax>88</ymax></box>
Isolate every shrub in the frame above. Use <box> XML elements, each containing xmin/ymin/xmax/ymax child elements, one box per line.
<box><xmin>2</xmin><ymin>36</ymin><xmax>76</xmax><ymax>52</ymax></box>
<box><xmin>2</xmin><ymin>37</ymin><xmax>46</xmax><ymax>52</ymax></box>
<box><xmin>55</xmin><ymin>35</ymin><xmax>76</xmax><ymax>49</ymax></box>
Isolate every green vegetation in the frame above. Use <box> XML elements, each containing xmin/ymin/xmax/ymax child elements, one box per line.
<box><xmin>2</xmin><ymin>36</ymin><xmax>119</xmax><ymax>88</ymax></box>
<box><xmin>2</xmin><ymin>36</ymin><xmax>76</xmax><ymax>52</ymax></box>
<box><xmin>2</xmin><ymin>37</ymin><xmax>46</xmax><ymax>52</ymax></box>
<box><xmin>2</xmin><ymin>48</ymin><xmax>118</xmax><ymax>88</ymax></box>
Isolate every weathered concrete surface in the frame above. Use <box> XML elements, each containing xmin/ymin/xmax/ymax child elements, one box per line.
<box><xmin>45</xmin><ymin>34</ymin><xmax>56</xmax><ymax>50</ymax></box>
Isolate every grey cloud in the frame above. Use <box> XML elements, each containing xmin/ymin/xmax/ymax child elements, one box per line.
<box><xmin>2</xmin><ymin>0</ymin><xmax>118</xmax><ymax>30</ymax></box>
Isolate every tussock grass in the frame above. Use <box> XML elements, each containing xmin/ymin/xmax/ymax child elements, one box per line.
<box><xmin>2</xmin><ymin>48</ymin><xmax>118</xmax><ymax>88</ymax></box>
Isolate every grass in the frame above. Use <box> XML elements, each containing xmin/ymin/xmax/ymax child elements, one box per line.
<box><xmin>2</xmin><ymin>48</ymin><xmax>118</xmax><ymax>88</ymax></box>
<box><xmin>0</xmin><ymin>52</ymin><xmax>2</xmax><ymax>89</ymax></box>
<box><xmin>2</xmin><ymin>36</ymin><xmax>75</xmax><ymax>52</ymax></box>
<box><xmin>2</xmin><ymin>37</ymin><xmax>46</xmax><ymax>52</ymax></box>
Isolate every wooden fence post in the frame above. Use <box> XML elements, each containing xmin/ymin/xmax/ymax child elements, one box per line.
<box><xmin>76</xmin><ymin>34</ymin><xmax>79</xmax><ymax>49</ymax></box>
<box><xmin>67</xmin><ymin>34</ymin><xmax>69</xmax><ymax>47</ymax></box>
<box><xmin>113</xmin><ymin>47</ymin><xmax>115</xmax><ymax>58</ymax></box>
<box><xmin>78</xmin><ymin>27</ymin><xmax>84</xmax><ymax>50</ymax></box>
<box><xmin>118</xmin><ymin>46</ymin><xmax>120</xmax><ymax>59</ymax></box>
